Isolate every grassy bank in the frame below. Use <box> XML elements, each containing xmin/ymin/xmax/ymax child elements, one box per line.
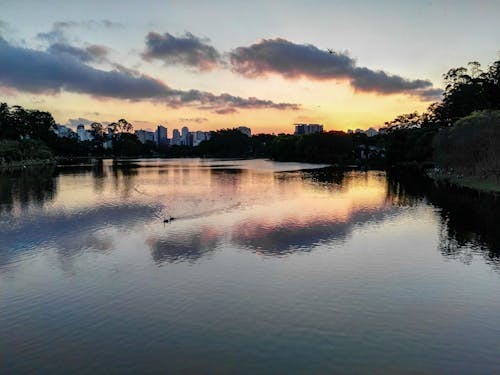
<box><xmin>426</xmin><ymin>169</ymin><xmax>500</xmax><ymax>194</ymax></box>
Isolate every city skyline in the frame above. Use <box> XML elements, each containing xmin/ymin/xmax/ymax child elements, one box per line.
<box><xmin>1</xmin><ymin>1</ymin><xmax>499</xmax><ymax>133</ymax></box>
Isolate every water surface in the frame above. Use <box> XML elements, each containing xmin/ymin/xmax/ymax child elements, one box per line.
<box><xmin>1</xmin><ymin>159</ymin><xmax>500</xmax><ymax>374</ymax></box>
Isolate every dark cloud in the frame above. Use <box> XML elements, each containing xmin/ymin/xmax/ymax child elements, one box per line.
<box><xmin>418</xmin><ymin>88</ymin><xmax>444</xmax><ymax>101</ymax></box>
<box><xmin>214</xmin><ymin>107</ymin><xmax>237</xmax><ymax>115</ymax></box>
<box><xmin>178</xmin><ymin>117</ymin><xmax>208</xmax><ymax>123</ymax></box>
<box><xmin>47</xmin><ymin>42</ymin><xmax>110</xmax><ymax>63</ymax></box>
<box><xmin>142</xmin><ymin>32</ymin><xmax>221</xmax><ymax>71</ymax></box>
<box><xmin>0</xmin><ymin>37</ymin><xmax>298</xmax><ymax>113</ymax></box>
<box><xmin>230</xmin><ymin>38</ymin><xmax>441</xmax><ymax>100</ymax></box>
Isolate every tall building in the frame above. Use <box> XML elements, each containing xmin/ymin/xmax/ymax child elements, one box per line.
<box><xmin>172</xmin><ymin>129</ymin><xmax>181</xmax><ymax>145</ymax></box>
<box><xmin>76</xmin><ymin>124</ymin><xmax>93</xmax><ymax>142</ymax></box>
<box><xmin>181</xmin><ymin>126</ymin><xmax>189</xmax><ymax>146</ymax></box>
<box><xmin>294</xmin><ymin>123</ymin><xmax>323</xmax><ymax>136</ymax></box>
<box><xmin>135</xmin><ymin>129</ymin><xmax>156</xmax><ymax>144</ymax></box>
<box><xmin>193</xmin><ymin>131</ymin><xmax>211</xmax><ymax>146</ymax></box>
<box><xmin>237</xmin><ymin>126</ymin><xmax>251</xmax><ymax>137</ymax></box>
<box><xmin>53</xmin><ymin>125</ymin><xmax>75</xmax><ymax>138</ymax></box>
<box><xmin>77</xmin><ymin>124</ymin><xmax>86</xmax><ymax>141</ymax></box>
<box><xmin>156</xmin><ymin>125</ymin><xmax>168</xmax><ymax>145</ymax></box>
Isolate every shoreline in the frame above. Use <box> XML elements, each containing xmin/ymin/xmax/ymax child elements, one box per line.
<box><xmin>0</xmin><ymin>158</ymin><xmax>55</xmax><ymax>171</ymax></box>
<box><xmin>426</xmin><ymin>169</ymin><xmax>500</xmax><ymax>195</ymax></box>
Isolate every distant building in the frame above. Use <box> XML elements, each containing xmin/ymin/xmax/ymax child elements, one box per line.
<box><xmin>171</xmin><ymin>129</ymin><xmax>181</xmax><ymax>146</ymax></box>
<box><xmin>53</xmin><ymin>125</ymin><xmax>75</xmax><ymax>138</ymax></box>
<box><xmin>180</xmin><ymin>126</ymin><xmax>190</xmax><ymax>146</ymax></box>
<box><xmin>294</xmin><ymin>123</ymin><xmax>323</xmax><ymax>136</ymax></box>
<box><xmin>156</xmin><ymin>125</ymin><xmax>168</xmax><ymax>145</ymax></box>
<box><xmin>237</xmin><ymin>126</ymin><xmax>251</xmax><ymax>137</ymax></box>
<box><xmin>77</xmin><ymin>124</ymin><xmax>86</xmax><ymax>141</ymax></box>
<box><xmin>192</xmin><ymin>130</ymin><xmax>209</xmax><ymax>146</ymax></box>
<box><xmin>76</xmin><ymin>124</ymin><xmax>94</xmax><ymax>142</ymax></box>
<box><xmin>365</xmin><ymin>127</ymin><xmax>378</xmax><ymax>137</ymax></box>
<box><xmin>135</xmin><ymin>129</ymin><xmax>156</xmax><ymax>144</ymax></box>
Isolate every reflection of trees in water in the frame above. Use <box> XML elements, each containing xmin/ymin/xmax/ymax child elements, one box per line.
<box><xmin>111</xmin><ymin>160</ymin><xmax>139</xmax><ymax>197</ymax></box>
<box><xmin>387</xmin><ymin>171</ymin><xmax>500</xmax><ymax>267</ymax></box>
<box><xmin>0</xmin><ymin>166</ymin><xmax>57</xmax><ymax>214</ymax></box>
<box><xmin>299</xmin><ymin>166</ymin><xmax>346</xmax><ymax>185</ymax></box>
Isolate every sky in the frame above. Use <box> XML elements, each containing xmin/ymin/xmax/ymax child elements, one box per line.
<box><xmin>0</xmin><ymin>0</ymin><xmax>499</xmax><ymax>134</ymax></box>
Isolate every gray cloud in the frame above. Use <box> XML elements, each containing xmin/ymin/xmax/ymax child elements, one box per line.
<box><xmin>178</xmin><ymin>117</ymin><xmax>208</xmax><ymax>123</ymax></box>
<box><xmin>47</xmin><ymin>42</ymin><xmax>110</xmax><ymax>63</ymax></box>
<box><xmin>143</xmin><ymin>32</ymin><xmax>222</xmax><ymax>71</ymax></box>
<box><xmin>230</xmin><ymin>38</ymin><xmax>441</xmax><ymax>100</ymax></box>
<box><xmin>0</xmin><ymin>37</ymin><xmax>298</xmax><ymax>113</ymax></box>
<box><xmin>0</xmin><ymin>20</ymin><xmax>8</xmax><ymax>33</ymax></box>
<box><xmin>37</xmin><ymin>20</ymin><xmax>123</xmax><ymax>44</ymax></box>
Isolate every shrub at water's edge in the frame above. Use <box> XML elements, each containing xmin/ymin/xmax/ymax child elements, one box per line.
<box><xmin>432</xmin><ymin>110</ymin><xmax>500</xmax><ymax>192</ymax></box>
<box><xmin>0</xmin><ymin>139</ymin><xmax>54</xmax><ymax>169</ymax></box>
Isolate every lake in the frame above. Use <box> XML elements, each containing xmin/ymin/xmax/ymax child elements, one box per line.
<box><xmin>1</xmin><ymin>158</ymin><xmax>499</xmax><ymax>374</ymax></box>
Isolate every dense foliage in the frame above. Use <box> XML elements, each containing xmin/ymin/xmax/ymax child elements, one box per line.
<box><xmin>433</xmin><ymin>110</ymin><xmax>500</xmax><ymax>179</ymax></box>
<box><xmin>378</xmin><ymin>60</ymin><xmax>500</xmax><ymax>168</ymax></box>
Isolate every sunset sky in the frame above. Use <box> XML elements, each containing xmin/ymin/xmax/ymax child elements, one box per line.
<box><xmin>1</xmin><ymin>0</ymin><xmax>499</xmax><ymax>134</ymax></box>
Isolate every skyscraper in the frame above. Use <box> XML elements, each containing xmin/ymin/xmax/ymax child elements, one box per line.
<box><xmin>156</xmin><ymin>125</ymin><xmax>168</xmax><ymax>145</ymax></box>
<box><xmin>181</xmin><ymin>126</ymin><xmax>189</xmax><ymax>146</ymax></box>
<box><xmin>172</xmin><ymin>129</ymin><xmax>181</xmax><ymax>145</ymax></box>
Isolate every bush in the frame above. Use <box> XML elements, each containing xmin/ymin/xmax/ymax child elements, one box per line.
<box><xmin>433</xmin><ymin>110</ymin><xmax>500</xmax><ymax>178</ymax></box>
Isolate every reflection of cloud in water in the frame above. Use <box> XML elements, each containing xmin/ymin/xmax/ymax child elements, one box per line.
<box><xmin>146</xmin><ymin>204</ymin><xmax>402</xmax><ymax>264</ymax></box>
<box><xmin>232</xmin><ymin>206</ymin><xmax>401</xmax><ymax>256</ymax></box>
<box><xmin>0</xmin><ymin>203</ymin><xmax>158</xmax><ymax>268</ymax></box>
<box><xmin>148</xmin><ymin>226</ymin><xmax>222</xmax><ymax>264</ymax></box>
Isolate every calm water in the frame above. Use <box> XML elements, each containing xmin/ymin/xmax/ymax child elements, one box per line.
<box><xmin>1</xmin><ymin>159</ymin><xmax>500</xmax><ymax>374</ymax></box>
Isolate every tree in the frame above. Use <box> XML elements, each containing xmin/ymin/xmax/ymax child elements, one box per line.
<box><xmin>90</xmin><ymin>122</ymin><xmax>104</xmax><ymax>141</ymax></box>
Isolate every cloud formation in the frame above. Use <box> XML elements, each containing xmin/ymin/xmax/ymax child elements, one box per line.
<box><xmin>37</xmin><ymin>20</ymin><xmax>124</xmax><ymax>46</ymax></box>
<box><xmin>142</xmin><ymin>32</ymin><xmax>221</xmax><ymax>71</ymax></box>
<box><xmin>0</xmin><ymin>37</ymin><xmax>298</xmax><ymax>113</ymax></box>
<box><xmin>230</xmin><ymin>38</ymin><xmax>441</xmax><ymax>100</ymax></box>
<box><xmin>178</xmin><ymin>117</ymin><xmax>208</xmax><ymax>123</ymax></box>
<box><xmin>47</xmin><ymin>42</ymin><xmax>110</xmax><ymax>63</ymax></box>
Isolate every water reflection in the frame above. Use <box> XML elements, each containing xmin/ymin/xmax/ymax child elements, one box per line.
<box><xmin>149</xmin><ymin>226</ymin><xmax>222</xmax><ymax>264</ymax></box>
<box><xmin>2</xmin><ymin>159</ymin><xmax>500</xmax><ymax>374</ymax></box>
<box><xmin>0</xmin><ymin>159</ymin><xmax>499</xmax><ymax>269</ymax></box>
<box><xmin>0</xmin><ymin>166</ymin><xmax>57</xmax><ymax>214</ymax></box>
<box><xmin>387</xmin><ymin>170</ymin><xmax>500</xmax><ymax>267</ymax></box>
